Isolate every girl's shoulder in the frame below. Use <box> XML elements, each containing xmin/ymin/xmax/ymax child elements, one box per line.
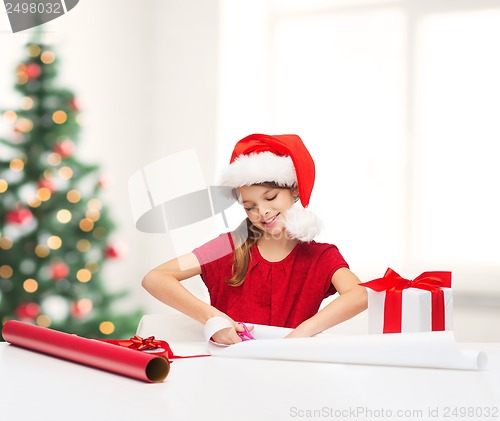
<box><xmin>297</xmin><ymin>241</ymin><xmax>349</xmax><ymax>269</ymax></box>
<box><xmin>299</xmin><ymin>240</ymin><xmax>340</xmax><ymax>253</ymax></box>
<box><xmin>192</xmin><ymin>231</ymin><xmax>235</xmax><ymax>266</ymax></box>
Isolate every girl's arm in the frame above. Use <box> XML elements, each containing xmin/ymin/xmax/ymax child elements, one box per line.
<box><xmin>141</xmin><ymin>253</ymin><xmax>245</xmax><ymax>344</ymax></box>
<box><xmin>285</xmin><ymin>268</ymin><xmax>367</xmax><ymax>338</ymax></box>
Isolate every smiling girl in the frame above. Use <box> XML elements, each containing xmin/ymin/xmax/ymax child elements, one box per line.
<box><xmin>142</xmin><ymin>134</ymin><xmax>367</xmax><ymax>345</ymax></box>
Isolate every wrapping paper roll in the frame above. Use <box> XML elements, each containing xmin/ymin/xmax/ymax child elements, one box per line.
<box><xmin>208</xmin><ymin>326</ymin><xmax>487</xmax><ymax>371</ymax></box>
<box><xmin>2</xmin><ymin>320</ymin><xmax>169</xmax><ymax>383</ymax></box>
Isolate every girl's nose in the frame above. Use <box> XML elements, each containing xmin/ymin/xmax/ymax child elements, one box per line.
<box><xmin>259</xmin><ymin>207</ymin><xmax>271</xmax><ymax>218</ymax></box>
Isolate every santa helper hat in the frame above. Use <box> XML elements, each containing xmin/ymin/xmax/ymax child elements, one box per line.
<box><xmin>221</xmin><ymin>133</ymin><xmax>322</xmax><ymax>242</ymax></box>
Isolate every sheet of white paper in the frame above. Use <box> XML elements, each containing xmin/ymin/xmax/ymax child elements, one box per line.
<box><xmin>209</xmin><ymin>325</ymin><xmax>487</xmax><ymax>371</ymax></box>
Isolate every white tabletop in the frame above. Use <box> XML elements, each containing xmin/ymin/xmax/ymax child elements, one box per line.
<box><xmin>1</xmin><ymin>341</ymin><xmax>499</xmax><ymax>421</ymax></box>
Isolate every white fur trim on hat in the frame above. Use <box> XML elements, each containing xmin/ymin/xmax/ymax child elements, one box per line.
<box><xmin>221</xmin><ymin>151</ymin><xmax>297</xmax><ymax>188</ymax></box>
<box><xmin>283</xmin><ymin>205</ymin><xmax>322</xmax><ymax>242</ymax></box>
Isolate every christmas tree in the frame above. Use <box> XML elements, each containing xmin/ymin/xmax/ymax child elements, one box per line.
<box><xmin>0</xmin><ymin>38</ymin><xmax>141</xmax><ymax>340</ymax></box>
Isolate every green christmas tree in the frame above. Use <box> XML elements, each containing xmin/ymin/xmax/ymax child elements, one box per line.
<box><xmin>0</xmin><ymin>39</ymin><xmax>141</xmax><ymax>339</ymax></box>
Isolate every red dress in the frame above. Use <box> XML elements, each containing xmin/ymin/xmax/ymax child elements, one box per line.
<box><xmin>192</xmin><ymin>233</ymin><xmax>349</xmax><ymax>328</ymax></box>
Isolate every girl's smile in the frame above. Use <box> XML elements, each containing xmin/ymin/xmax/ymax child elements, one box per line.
<box><xmin>262</xmin><ymin>212</ymin><xmax>280</xmax><ymax>227</ymax></box>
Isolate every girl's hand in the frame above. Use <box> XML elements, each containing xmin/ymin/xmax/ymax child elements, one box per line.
<box><xmin>210</xmin><ymin>318</ymin><xmax>255</xmax><ymax>345</ymax></box>
<box><xmin>211</xmin><ymin>326</ymin><xmax>242</xmax><ymax>345</ymax></box>
<box><xmin>284</xmin><ymin>328</ymin><xmax>313</xmax><ymax>339</ymax></box>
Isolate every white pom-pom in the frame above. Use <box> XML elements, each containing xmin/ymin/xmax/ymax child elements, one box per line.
<box><xmin>283</xmin><ymin>206</ymin><xmax>322</xmax><ymax>242</ymax></box>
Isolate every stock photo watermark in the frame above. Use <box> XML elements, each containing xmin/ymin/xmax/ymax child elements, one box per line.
<box><xmin>289</xmin><ymin>405</ymin><xmax>499</xmax><ymax>419</ymax></box>
<box><xmin>4</xmin><ymin>0</ymin><xmax>79</xmax><ymax>33</ymax></box>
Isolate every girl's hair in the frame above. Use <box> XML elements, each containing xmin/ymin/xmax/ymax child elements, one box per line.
<box><xmin>226</xmin><ymin>217</ymin><xmax>262</xmax><ymax>286</ymax></box>
<box><xmin>226</xmin><ymin>182</ymin><xmax>294</xmax><ymax>286</ymax></box>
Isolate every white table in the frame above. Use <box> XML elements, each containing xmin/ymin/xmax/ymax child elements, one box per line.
<box><xmin>1</xmin><ymin>340</ymin><xmax>499</xmax><ymax>421</ymax></box>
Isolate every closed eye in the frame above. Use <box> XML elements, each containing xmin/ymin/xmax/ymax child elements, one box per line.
<box><xmin>266</xmin><ymin>194</ymin><xmax>278</xmax><ymax>201</ymax></box>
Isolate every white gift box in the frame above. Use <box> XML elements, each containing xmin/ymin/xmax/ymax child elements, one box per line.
<box><xmin>367</xmin><ymin>287</ymin><xmax>453</xmax><ymax>334</ymax></box>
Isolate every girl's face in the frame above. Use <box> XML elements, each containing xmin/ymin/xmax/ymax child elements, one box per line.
<box><xmin>237</xmin><ymin>184</ymin><xmax>297</xmax><ymax>238</ymax></box>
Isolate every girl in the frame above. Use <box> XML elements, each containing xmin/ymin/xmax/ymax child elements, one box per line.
<box><xmin>142</xmin><ymin>134</ymin><xmax>367</xmax><ymax>345</ymax></box>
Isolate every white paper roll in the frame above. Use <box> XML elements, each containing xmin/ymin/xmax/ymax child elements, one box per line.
<box><xmin>136</xmin><ymin>315</ymin><xmax>487</xmax><ymax>371</ymax></box>
<box><xmin>209</xmin><ymin>327</ymin><xmax>487</xmax><ymax>371</ymax></box>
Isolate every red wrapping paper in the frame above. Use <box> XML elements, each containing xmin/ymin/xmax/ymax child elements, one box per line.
<box><xmin>2</xmin><ymin>320</ymin><xmax>169</xmax><ymax>383</ymax></box>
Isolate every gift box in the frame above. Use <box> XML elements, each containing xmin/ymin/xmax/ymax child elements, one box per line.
<box><xmin>360</xmin><ymin>268</ymin><xmax>453</xmax><ymax>334</ymax></box>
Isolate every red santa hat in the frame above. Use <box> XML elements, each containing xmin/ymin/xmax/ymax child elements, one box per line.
<box><xmin>221</xmin><ymin>133</ymin><xmax>322</xmax><ymax>241</ymax></box>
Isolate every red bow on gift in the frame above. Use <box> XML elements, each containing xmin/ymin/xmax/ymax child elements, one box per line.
<box><xmin>360</xmin><ymin>268</ymin><xmax>452</xmax><ymax>333</ymax></box>
<box><xmin>128</xmin><ymin>335</ymin><xmax>163</xmax><ymax>351</ymax></box>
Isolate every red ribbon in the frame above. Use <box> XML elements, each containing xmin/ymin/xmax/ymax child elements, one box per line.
<box><xmin>360</xmin><ymin>268</ymin><xmax>451</xmax><ymax>333</ymax></box>
<box><xmin>99</xmin><ymin>335</ymin><xmax>209</xmax><ymax>361</ymax></box>
<box><xmin>128</xmin><ymin>335</ymin><xmax>164</xmax><ymax>351</ymax></box>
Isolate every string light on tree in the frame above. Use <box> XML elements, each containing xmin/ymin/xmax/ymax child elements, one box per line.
<box><xmin>0</xmin><ymin>179</ymin><xmax>8</xmax><ymax>193</ymax></box>
<box><xmin>0</xmin><ymin>237</ymin><xmax>13</xmax><ymax>250</ymax></box>
<box><xmin>37</xmin><ymin>178</ymin><xmax>55</xmax><ymax>193</ymax></box>
<box><xmin>58</xmin><ymin>166</ymin><xmax>73</xmax><ymax>180</ymax></box>
<box><xmin>9</xmin><ymin>158</ymin><xmax>25</xmax><ymax>172</ymax></box>
<box><xmin>21</xmin><ymin>96</ymin><xmax>34</xmax><ymax>110</ymax></box>
<box><xmin>76</xmin><ymin>239</ymin><xmax>91</xmax><ymax>253</ymax></box>
<box><xmin>99</xmin><ymin>321</ymin><xmax>115</xmax><ymax>335</ymax></box>
<box><xmin>40</xmin><ymin>50</ymin><xmax>55</xmax><ymax>64</ymax></box>
<box><xmin>36</xmin><ymin>315</ymin><xmax>51</xmax><ymax>328</ymax></box>
<box><xmin>34</xmin><ymin>244</ymin><xmax>50</xmax><ymax>258</ymax></box>
<box><xmin>47</xmin><ymin>236</ymin><xmax>62</xmax><ymax>250</ymax></box>
<box><xmin>23</xmin><ymin>278</ymin><xmax>38</xmax><ymax>293</ymax></box>
<box><xmin>76</xmin><ymin>268</ymin><xmax>92</xmax><ymax>283</ymax></box>
<box><xmin>0</xmin><ymin>266</ymin><xmax>14</xmax><ymax>279</ymax></box>
<box><xmin>16</xmin><ymin>64</ymin><xmax>29</xmax><ymax>84</ymax></box>
<box><xmin>47</xmin><ymin>152</ymin><xmax>62</xmax><ymax>166</ymax></box>
<box><xmin>3</xmin><ymin>110</ymin><xmax>17</xmax><ymax>123</ymax></box>
<box><xmin>52</xmin><ymin>110</ymin><xmax>67</xmax><ymax>125</ymax></box>
<box><xmin>66</xmin><ymin>189</ymin><xmax>81</xmax><ymax>203</ymax></box>
<box><xmin>56</xmin><ymin>209</ymin><xmax>72</xmax><ymax>224</ymax></box>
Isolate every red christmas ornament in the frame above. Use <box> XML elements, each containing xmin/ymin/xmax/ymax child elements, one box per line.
<box><xmin>105</xmin><ymin>243</ymin><xmax>126</xmax><ymax>259</ymax></box>
<box><xmin>53</xmin><ymin>139</ymin><xmax>75</xmax><ymax>157</ymax></box>
<box><xmin>15</xmin><ymin>302</ymin><xmax>40</xmax><ymax>320</ymax></box>
<box><xmin>68</xmin><ymin>98</ymin><xmax>80</xmax><ymax>111</ymax></box>
<box><xmin>71</xmin><ymin>299</ymin><xmax>93</xmax><ymax>318</ymax></box>
<box><xmin>25</xmin><ymin>63</ymin><xmax>42</xmax><ymax>79</ymax></box>
<box><xmin>38</xmin><ymin>178</ymin><xmax>56</xmax><ymax>193</ymax></box>
<box><xmin>98</xmin><ymin>174</ymin><xmax>112</xmax><ymax>189</ymax></box>
<box><xmin>50</xmin><ymin>262</ymin><xmax>70</xmax><ymax>280</ymax></box>
<box><xmin>6</xmin><ymin>208</ymin><xmax>33</xmax><ymax>225</ymax></box>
